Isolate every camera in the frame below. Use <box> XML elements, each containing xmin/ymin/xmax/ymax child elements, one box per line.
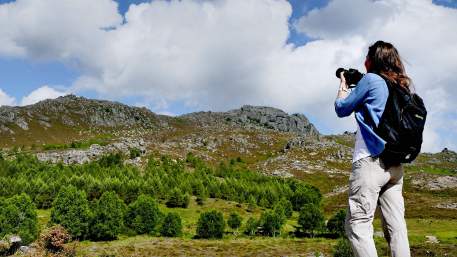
<box><xmin>335</xmin><ymin>68</ymin><xmax>364</xmax><ymax>88</ymax></box>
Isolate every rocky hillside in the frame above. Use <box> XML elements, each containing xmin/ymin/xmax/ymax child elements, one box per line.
<box><xmin>182</xmin><ymin>105</ymin><xmax>320</xmax><ymax>139</ymax></box>
<box><xmin>0</xmin><ymin>95</ymin><xmax>320</xmax><ymax>147</ymax></box>
<box><xmin>0</xmin><ymin>95</ymin><xmax>171</xmax><ymax>146</ymax></box>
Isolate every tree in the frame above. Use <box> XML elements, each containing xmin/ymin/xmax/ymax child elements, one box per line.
<box><xmin>227</xmin><ymin>212</ymin><xmax>242</xmax><ymax>232</ymax></box>
<box><xmin>243</xmin><ymin>217</ymin><xmax>258</xmax><ymax>236</ymax></box>
<box><xmin>90</xmin><ymin>191</ymin><xmax>126</xmax><ymax>241</ymax></box>
<box><xmin>296</xmin><ymin>203</ymin><xmax>324</xmax><ymax>237</ymax></box>
<box><xmin>0</xmin><ymin>194</ymin><xmax>38</xmax><ymax>244</ymax></box>
<box><xmin>166</xmin><ymin>188</ymin><xmax>190</xmax><ymax>208</ymax></box>
<box><xmin>327</xmin><ymin>209</ymin><xmax>347</xmax><ymax>237</ymax></box>
<box><xmin>196</xmin><ymin>210</ymin><xmax>225</xmax><ymax>239</ymax></box>
<box><xmin>276</xmin><ymin>198</ymin><xmax>293</xmax><ymax>218</ymax></box>
<box><xmin>259</xmin><ymin>210</ymin><xmax>285</xmax><ymax>237</ymax></box>
<box><xmin>160</xmin><ymin>212</ymin><xmax>182</xmax><ymax>237</ymax></box>
<box><xmin>290</xmin><ymin>185</ymin><xmax>322</xmax><ymax>211</ymax></box>
<box><xmin>126</xmin><ymin>194</ymin><xmax>162</xmax><ymax>235</ymax></box>
<box><xmin>51</xmin><ymin>186</ymin><xmax>92</xmax><ymax>240</ymax></box>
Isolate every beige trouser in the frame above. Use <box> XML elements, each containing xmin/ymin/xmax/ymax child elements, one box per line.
<box><xmin>345</xmin><ymin>156</ymin><xmax>411</xmax><ymax>257</ymax></box>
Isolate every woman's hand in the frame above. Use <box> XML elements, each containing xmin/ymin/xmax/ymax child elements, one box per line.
<box><xmin>336</xmin><ymin>71</ymin><xmax>349</xmax><ymax>99</ymax></box>
<box><xmin>339</xmin><ymin>71</ymin><xmax>349</xmax><ymax>91</ymax></box>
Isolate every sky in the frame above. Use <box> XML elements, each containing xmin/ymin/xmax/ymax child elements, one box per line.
<box><xmin>0</xmin><ymin>0</ymin><xmax>456</xmax><ymax>152</ymax></box>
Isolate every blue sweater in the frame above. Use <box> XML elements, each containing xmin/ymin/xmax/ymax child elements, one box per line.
<box><xmin>334</xmin><ymin>73</ymin><xmax>388</xmax><ymax>156</ymax></box>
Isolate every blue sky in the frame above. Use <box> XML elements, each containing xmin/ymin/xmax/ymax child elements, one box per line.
<box><xmin>0</xmin><ymin>0</ymin><xmax>457</xmax><ymax>149</ymax></box>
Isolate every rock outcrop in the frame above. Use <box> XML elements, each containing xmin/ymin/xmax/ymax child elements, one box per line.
<box><xmin>36</xmin><ymin>138</ymin><xmax>147</xmax><ymax>165</ymax></box>
<box><xmin>181</xmin><ymin>105</ymin><xmax>319</xmax><ymax>138</ymax></box>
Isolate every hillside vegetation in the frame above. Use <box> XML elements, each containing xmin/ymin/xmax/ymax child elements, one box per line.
<box><xmin>0</xmin><ymin>95</ymin><xmax>456</xmax><ymax>256</ymax></box>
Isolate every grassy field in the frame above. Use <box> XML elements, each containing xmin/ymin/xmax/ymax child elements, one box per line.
<box><xmin>35</xmin><ymin>196</ymin><xmax>457</xmax><ymax>257</ymax></box>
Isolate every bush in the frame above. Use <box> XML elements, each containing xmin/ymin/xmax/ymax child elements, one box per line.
<box><xmin>90</xmin><ymin>191</ymin><xmax>126</xmax><ymax>241</ymax></box>
<box><xmin>129</xmin><ymin>148</ymin><xmax>142</xmax><ymax>159</ymax></box>
<box><xmin>126</xmin><ymin>194</ymin><xmax>162</xmax><ymax>235</ymax></box>
<box><xmin>0</xmin><ymin>194</ymin><xmax>38</xmax><ymax>244</ymax></box>
<box><xmin>39</xmin><ymin>225</ymin><xmax>71</xmax><ymax>253</ymax></box>
<box><xmin>51</xmin><ymin>186</ymin><xmax>92</xmax><ymax>240</ymax></box>
<box><xmin>296</xmin><ymin>203</ymin><xmax>324</xmax><ymax>237</ymax></box>
<box><xmin>333</xmin><ymin>238</ymin><xmax>354</xmax><ymax>257</ymax></box>
<box><xmin>327</xmin><ymin>209</ymin><xmax>347</xmax><ymax>237</ymax></box>
<box><xmin>160</xmin><ymin>212</ymin><xmax>182</xmax><ymax>237</ymax></box>
<box><xmin>259</xmin><ymin>210</ymin><xmax>285</xmax><ymax>237</ymax></box>
<box><xmin>243</xmin><ymin>217</ymin><xmax>258</xmax><ymax>236</ymax></box>
<box><xmin>196</xmin><ymin>210</ymin><xmax>225</xmax><ymax>239</ymax></box>
<box><xmin>166</xmin><ymin>188</ymin><xmax>190</xmax><ymax>208</ymax></box>
<box><xmin>227</xmin><ymin>212</ymin><xmax>242</xmax><ymax>231</ymax></box>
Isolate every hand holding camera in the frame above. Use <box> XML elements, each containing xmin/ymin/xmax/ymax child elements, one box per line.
<box><xmin>335</xmin><ymin>68</ymin><xmax>364</xmax><ymax>88</ymax></box>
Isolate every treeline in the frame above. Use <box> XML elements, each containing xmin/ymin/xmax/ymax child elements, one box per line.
<box><xmin>0</xmin><ymin>151</ymin><xmax>352</xmax><ymax>256</ymax></box>
<box><xmin>0</xmin><ymin>152</ymin><xmax>321</xmax><ymax>211</ymax></box>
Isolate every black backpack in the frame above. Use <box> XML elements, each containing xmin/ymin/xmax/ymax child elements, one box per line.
<box><xmin>374</xmin><ymin>75</ymin><xmax>427</xmax><ymax>167</ymax></box>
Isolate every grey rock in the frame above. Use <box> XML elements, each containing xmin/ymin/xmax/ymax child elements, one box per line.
<box><xmin>425</xmin><ymin>235</ymin><xmax>439</xmax><ymax>244</ymax></box>
<box><xmin>36</xmin><ymin>138</ymin><xmax>148</xmax><ymax>165</ymax></box>
<box><xmin>181</xmin><ymin>105</ymin><xmax>320</xmax><ymax>138</ymax></box>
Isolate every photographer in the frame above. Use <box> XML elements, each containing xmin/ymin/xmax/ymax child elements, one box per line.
<box><xmin>335</xmin><ymin>41</ymin><xmax>411</xmax><ymax>257</ymax></box>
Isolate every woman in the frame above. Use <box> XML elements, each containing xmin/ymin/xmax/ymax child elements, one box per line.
<box><xmin>334</xmin><ymin>40</ymin><xmax>411</xmax><ymax>257</ymax></box>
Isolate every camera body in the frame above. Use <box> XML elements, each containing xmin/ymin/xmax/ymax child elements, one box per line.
<box><xmin>336</xmin><ymin>68</ymin><xmax>364</xmax><ymax>88</ymax></box>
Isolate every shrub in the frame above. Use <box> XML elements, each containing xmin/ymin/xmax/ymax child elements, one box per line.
<box><xmin>259</xmin><ymin>210</ymin><xmax>285</xmax><ymax>237</ymax></box>
<box><xmin>327</xmin><ymin>209</ymin><xmax>347</xmax><ymax>237</ymax></box>
<box><xmin>39</xmin><ymin>225</ymin><xmax>71</xmax><ymax>253</ymax></box>
<box><xmin>196</xmin><ymin>210</ymin><xmax>225</xmax><ymax>239</ymax></box>
<box><xmin>243</xmin><ymin>217</ymin><xmax>258</xmax><ymax>236</ymax></box>
<box><xmin>90</xmin><ymin>191</ymin><xmax>126</xmax><ymax>241</ymax></box>
<box><xmin>333</xmin><ymin>238</ymin><xmax>354</xmax><ymax>257</ymax></box>
<box><xmin>166</xmin><ymin>188</ymin><xmax>190</xmax><ymax>208</ymax></box>
<box><xmin>129</xmin><ymin>148</ymin><xmax>141</xmax><ymax>159</ymax></box>
<box><xmin>51</xmin><ymin>186</ymin><xmax>92</xmax><ymax>240</ymax></box>
<box><xmin>296</xmin><ymin>203</ymin><xmax>324</xmax><ymax>237</ymax></box>
<box><xmin>160</xmin><ymin>212</ymin><xmax>182</xmax><ymax>237</ymax></box>
<box><xmin>126</xmin><ymin>194</ymin><xmax>162</xmax><ymax>235</ymax></box>
<box><xmin>227</xmin><ymin>212</ymin><xmax>242</xmax><ymax>231</ymax></box>
<box><xmin>0</xmin><ymin>194</ymin><xmax>38</xmax><ymax>244</ymax></box>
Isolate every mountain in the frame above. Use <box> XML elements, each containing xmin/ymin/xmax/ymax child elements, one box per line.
<box><xmin>0</xmin><ymin>95</ymin><xmax>319</xmax><ymax>147</ymax></box>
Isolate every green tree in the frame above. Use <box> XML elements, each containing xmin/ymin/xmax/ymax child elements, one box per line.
<box><xmin>0</xmin><ymin>194</ymin><xmax>38</xmax><ymax>244</ymax></box>
<box><xmin>296</xmin><ymin>203</ymin><xmax>324</xmax><ymax>237</ymax></box>
<box><xmin>243</xmin><ymin>217</ymin><xmax>258</xmax><ymax>236</ymax></box>
<box><xmin>276</xmin><ymin>198</ymin><xmax>293</xmax><ymax>218</ymax></box>
<box><xmin>50</xmin><ymin>186</ymin><xmax>92</xmax><ymax>240</ymax></box>
<box><xmin>290</xmin><ymin>185</ymin><xmax>322</xmax><ymax>211</ymax></box>
<box><xmin>166</xmin><ymin>188</ymin><xmax>190</xmax><ymax>208</ymax></box>
<box><xmin>90</xmin><ymin>191</ymin><xmax>126</xmax><ymax>241</ymax></box>
<box><xmin>227</xmin><ymin>212</ymin><xmax>242</xmax><ymax>232</ymax></box>
<box><xmin>196</xmin><ymin>210</ymin><xmax>225</xmax><ymax>239</ymax></box>
<box><xmin>259</xmin><ymin>210</ymin><xmax>284</xmax><ymax>237</ymax></box>
<box><xmin>327</xmin><ymin>209</ymin><xmax>347</xmax><ymax>237</ymax></box>
<box><xmin>126</xmin><ymin>194</ymin><xmax>162</xmax><ymax>235</ymax></box>
<box><xmin>160</xmin><ymin>212</ymin><xmax>182</xmax><ymax>237</ymax></box>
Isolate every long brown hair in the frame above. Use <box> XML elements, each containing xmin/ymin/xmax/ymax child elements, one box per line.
<box><xmin>367</xmin><ymin>40</ymin><xmax>411</xmax><ymax>90</ymax></box>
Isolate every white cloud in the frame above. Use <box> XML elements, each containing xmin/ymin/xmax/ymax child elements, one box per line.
<box><xmin>20</xmin><ymin>86</ymin><xmax>66</xmax><ymax>106</ymax></box>
<box><xmin>0</xmin><ymin>89</ymin><xmax>16</xmax><ymax>106</ymax></box>
<box><xmin>0</xmin><ymin>0</ymin><xmax>456</xmax><ymax>152</ymax></box>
